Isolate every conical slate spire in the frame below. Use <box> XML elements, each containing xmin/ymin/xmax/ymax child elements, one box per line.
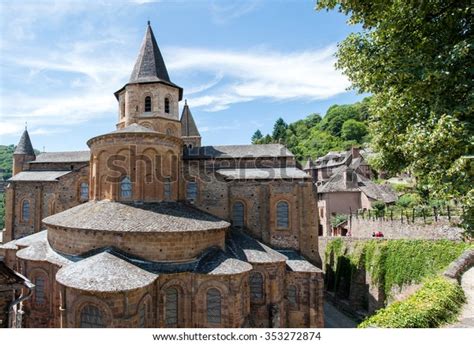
<box><xmin>14</xmin><ymin>129</ymin><xmax>35</xmax><ymax>155</ymax></box>
<box><xmin>180</xmin><ymin>101</ymin><xmax>200</xmax><ymax>137</ymax></box>
<box><xmin>129</xmin><ymin>22</ymin><xmax>171</xmax><ymax>84</ymax></box>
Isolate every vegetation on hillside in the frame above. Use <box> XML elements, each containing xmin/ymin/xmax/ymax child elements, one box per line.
<box><xmin>251</xmin><ymin>97</ymin><xmax>372</xmax><ymax>161</ymax></box>
<box><xmin>359</xmin><ymin>276</ymin><xmax>465</xmax><ymax>328</ymax></box>
<box><xmin>0</xmin><ymin>145</ymin><xmax>14</xmax><ymax>180</ymax></box>
<box><xmin>316</xmin><ymin>0</ymin><xmax>473</xmax><ymax>231</ymax></box>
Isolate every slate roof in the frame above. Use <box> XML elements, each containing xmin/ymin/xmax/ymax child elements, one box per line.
<box><xmin>226</xmin><ymin>230</ymin><xmax>286</xmax><ymax>264</ymax></box>
<box><xmin>318</xmin><ymin>166</ymin><xmax>397</xmax><ymax>203</ymax></box>
<box><xmin>43</xmin><ymin>201</ymin><xmax>230</xmax><ymax>233</ymax></box>
<box><xmin>194</xmin><ymin>247</ymin><xmax>252</xmax><ymax>275</ymax></box>
<box><xmin>8</xmin><ymin>171</ymin><xmax>71</xmax><ymax>182</ymax></box>
<box><xmin>278</xmin><ymin>250</ymin><xmax>322</xmax><ymax>273</ymax></box>
<box><xmin>32</xmin><ymin>151</ymin><xmax>90</xmax><ymax>163</ymax></box>
<box><xmin>16</xmin><ymin>240</ymin><xmax>72</xmax><ymax>267</ymax></box>
<box><xmin>216</xmin><ymin>167</ymin><xmax>310</xmax><ymax>180</ymax></box>
<box><xmin>14</xmin><ymin>129</ymin><xmax>35</xmax><ymax>155</ymax></box>
<box><xmin>184</xmin><ymin>144</ymin><xmax>294</xmax><ymax>159</ymax></box>
<box><xmin>110</xmin><ymin>123</ymin><xmax>157</xmax><ymax>134</ymax></box>
<box><xmin>117</xmin><ymin>22</ymin><xmax>182</xmax><ymax>99</ymax></box>
<box><xmin>56</xmin><ymin>252</ymin><xmax>157</xmax><ymax>292</ymax></box>
<box><xmin>0</xmin><ymin>231</ymin><xmax>48</xmax><ymax>251</ymax></box>
<box><xmin>180</xmin><ymin>101</ymin><xmax>200</xmax><ymax>137</ymax></box>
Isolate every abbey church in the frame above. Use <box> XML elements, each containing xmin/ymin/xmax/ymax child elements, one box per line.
<box><xmin>0</xmin><ymin>23</ymin><xmax>323</xmax><ymax>328</ymax></box>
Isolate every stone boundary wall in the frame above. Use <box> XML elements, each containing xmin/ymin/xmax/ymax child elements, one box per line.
<box><xmin>444</xmin><ymin>248</ymin><xmax>474</xmax><ymax>281</ymax></box>
<box><xmin>348</xmin><ymin>217</ymin><xmax>463</xmax><ymax>240</ymax></box>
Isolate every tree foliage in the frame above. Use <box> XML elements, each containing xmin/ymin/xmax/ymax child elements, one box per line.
<box><xmin>316</xmin><ymin>0</ymin><xmax>474</xmax><ymax>229</ymax></box>
<box><xmin>253</xmin><ymin>98</ymin><xmax>372</xmax><ymax>160</ymax></box>
<box><xmin>251</xmin><ymin>129</ymin><xmax>263</xmax><ymax>144</ymax></box>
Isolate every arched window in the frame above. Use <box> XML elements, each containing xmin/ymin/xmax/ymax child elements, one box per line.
<box><xmin>164</xmin><ymin>98</ymin><xmax>170</xmax><ymax>114</ymax></box>
<box><xmin>166</xmin><ymin>128</ymin><xmax>174</xmax><ymax>136</ymax></box>
<box><xmin>80</xmin><ymin>182</ymin><xmax>89</xmax><ymax>200</ymax></box>
<box><xmin>80</xmin><ymin>305</ymin><xmax>104</xmax><ymax>328</ymax></box>
<box><xmin>232</xmin><ymin>201</ymin><xmax>245</xmax><ymax>228</ymax></box>
<box><xmin>120</xmin><ymin>176</ymin><xmax>132</xmax><ymax>199</ymax></box>
<box><xmin>138</xmin><ymin>302</ymin><xmax>146</xmax><ymax>328</ymax></box>
<box><xmin>250</xmin><ymin>272</ymin><xmax>264</xmax><ymax>302</ymax></box>
<box><xmin>144</xmin><ymin>96</ymin><xmax>152</xmax><ymax>112</ymax></box>
<box><xmin>206</xmin><ymin>288</ymin><xmax>221</xmax><ymax>325</ymax></box>
<box><xmin>186</xmin><ymin>182</ymin><xmax>197</xmax><ymax>202</ymax></box>
<box><xmin>276</xmin><ymin>201</ymin><xmax>289</xmax><ymax>229</ymax></box>
<box><xmin>22</xmin><ymin>200</ymin><xmax>30</xmax><ymax>222</ymax></box>
<box><xmin>287</xmin><ymin>285</ymin><xmax>297</xmax><ymax>308</ymax></box>
<box><xmin>34</xmin><ymin>276</ymin><xmax>45</xmax><ymax>305</ymax></box>
<box><xmin>165</xmin><ymin>288</ymin><xmax>178</xmax><ymax>326</ymax></box>
<box><xmin>164</xmin><ymin>177</ymin><xmax>171</xmax><ymax>200</ymax></box>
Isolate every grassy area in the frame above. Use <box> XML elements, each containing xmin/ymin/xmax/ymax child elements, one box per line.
<box><xmin>358</xmin><ymin>276</ymin><xmax>465</xmax><ymax>328</ymax></box>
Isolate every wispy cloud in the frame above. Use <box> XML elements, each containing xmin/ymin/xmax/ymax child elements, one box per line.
<box><xmin>167</xmin><ymin>46</ymin><xmax>350</xmax><ymax>111</ymax></box>
<box><xmin>210</xmin><ymin>0</ymin><xmax>262</xmax><ymax>24</ymax></box>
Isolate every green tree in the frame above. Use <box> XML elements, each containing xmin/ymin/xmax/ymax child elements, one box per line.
<box><xmin>251</xmin><ymin>129</ymin><xmax>263</xmax><ymax>144</ymax></box>
<box><xmin>316</xmin><ymin>0</ymin><xmax>474</xmax><ymax>229</ymax></box>
<box><xmin>341</xmin><ymin>119</ymin><xmax>368</xmax><ymax>143</ymax></box>
<box><xmin>272</xmin><ymin>118</ymin><xmax>288</xmax><ymax>142</ymax></box>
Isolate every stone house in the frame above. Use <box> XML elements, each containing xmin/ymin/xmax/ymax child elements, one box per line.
<box><xmin>0</xmin><ymin>23</ymin><xmax>323</xmax><ymax>328</ymax></box>
<box><xmin>317</xmin><ymin>167</ymin><xmax>397</xmax><ymax>236</ymax></box>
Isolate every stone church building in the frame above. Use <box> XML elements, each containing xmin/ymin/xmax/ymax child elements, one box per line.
<box><xmin>0</xmin><ymin>23</ymin><xmax>323</xmax><ymax>328</ymax></box>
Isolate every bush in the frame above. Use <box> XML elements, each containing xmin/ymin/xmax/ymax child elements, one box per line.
<box><xmin>358</xmin><ymin>276</ymin><xmax>465</xmax><ymax>328</ymax></box>
<box><xmin>330</xmin><ymin>214</ymin><xmax>348</xmax><ymax>227</ymax></box>
<box><xmin>396</xmin><ymin>193</ymin><xmax>421</xmax><ymax>208</ymax></box>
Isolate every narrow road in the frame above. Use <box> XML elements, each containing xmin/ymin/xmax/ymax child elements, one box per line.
<box><xmin>323</xmin><ymin>301</ymin><xmax>357</xmax><ymax>328</ymax></box>
<box><xmin>450</xmin><ymin>267</ymin><xmax>474</xmax><ymax>328</ymax></box>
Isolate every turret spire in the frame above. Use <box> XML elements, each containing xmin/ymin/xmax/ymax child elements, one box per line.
<box><xmin>14</xmin><ymin>128</ymin><xmax>35</xmax><ymax>156</ymax></box>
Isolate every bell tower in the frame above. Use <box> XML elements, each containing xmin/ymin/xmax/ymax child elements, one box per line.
<box><xmin>114</xmin><ymin>22</ymin><xmax>183</xmax><ymax>136</ymax></box>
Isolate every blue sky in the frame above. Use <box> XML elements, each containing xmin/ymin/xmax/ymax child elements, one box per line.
<box><xmin>0</xmin><ymin>0</ymin><xmax>363</xmax><ymax>152</ymax></box>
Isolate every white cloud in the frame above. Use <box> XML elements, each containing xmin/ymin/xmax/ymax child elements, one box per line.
<box><xmin>210</xmin><ymin>1</ymin><xmax>262</xmax><ymax>24</ymax></box>
<box><xmin>167</xmin><ymin>45</ymin><xmax>350</xmax><ymax>111</ymax></box>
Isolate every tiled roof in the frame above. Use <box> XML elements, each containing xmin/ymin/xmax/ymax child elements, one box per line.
<box><xmin>14</xmin><ymin>129</ymin><xmax>35</xmax><ymax>155</ymax></box>
<box><xmin>226</xmin><ymin>230</ymin><xmax>286</xmax><ymax>264</ymax></box>
<box><xmin>217</xmin><ymin>167</ymin><xmax>310</xmax><ymax>180</ymax></box>
<box><xmin>32</xmin><ymin>151</ymin><xmax>90</xmax><ymax>163</ymax></box>
<box><xmin>184</xmin><ymin>144</ymin><xmax>294</xmax><ymax>159</ymax></box>
<box><xmin>194</xmin><ymin>247</ymin><xmax>252</xmax><ymax>275</ymax></box>
<box><xmin>16</xmin><ymin>240</ymin><xmax>72</xmax><ymax>267</ymax></box>
<box><xmin>43</xmin><ymin>201</ymin><xmax>230</xmax><ymax>233</ymax></box>
<box><xmin>180</xmin><ymin>102</ymin><xmax>200</xmax><ymax>137</ymax></box>
<box><xmin>56</xmin><ymin>252</ymin><xmax>157</xmax><ymax>292</ymax></box>
<box><xmin>8</xmin><ymin>171</ymin><xmax>71</xmax><ymax>182</ymax></box>
<box><xmin>318</xmin><ymin>167</ymin><xmax>397</xmax><ymax>203</ymax></box>
<box><xmin>303</xmin><ymin>158</ymin><xmax>314</xmax><ymax>170</ymax></box>
<box><xmin>110</xmin><ymin>123</ymin><xmax>157</xmax><ymax>134</ymax></box>
<box><xmin>278</xmin><ymin>250</ymin><xmax>322</xmax><ymax>273</ymax></box>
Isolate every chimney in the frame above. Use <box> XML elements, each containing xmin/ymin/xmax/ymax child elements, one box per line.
<box><xmin>344</xmin><ymin>168</ymin><xmax>357</xmax><ymax>188</ymax></box>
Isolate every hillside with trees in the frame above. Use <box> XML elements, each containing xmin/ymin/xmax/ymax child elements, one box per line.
<box><xmin>251</xmin><ymin>97</ymin><xmax>372</xmax><ymax>161</ymax></box>
<box><xmin>0</xmin><ymin>145</ymin><xmax>15</xmax><ymax>180</ymax></box>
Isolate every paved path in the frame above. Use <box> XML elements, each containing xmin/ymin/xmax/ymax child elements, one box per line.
<box><xmin>450</xmin><ymin>267</ymin><xmax>474</xmax><ymax>328</ymax></box>
<box><xmin>323</xmin><ymin>301</ymin><xmax>357</xmax><ymax>328</ymax></box>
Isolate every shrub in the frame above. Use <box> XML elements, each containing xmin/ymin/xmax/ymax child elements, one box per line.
<box><xmin>396</xmin><ymin>193</ymin><xmax>421</xmax><ymax>208</ymax></box>
<box><xmin>358</xmin><ymin>276</ymin><xmax>465</xmax><ymax>328</ymax></box>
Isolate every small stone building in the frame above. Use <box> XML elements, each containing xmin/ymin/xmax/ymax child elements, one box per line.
<box><xmin>0</xmin><ymin>23</ymin><xmax>323</xmax><ymax>328</ymax></box>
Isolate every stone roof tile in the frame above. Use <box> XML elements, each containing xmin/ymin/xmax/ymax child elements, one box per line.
<box><xmin>56</xmin><ymin>252</ymin><xmax>157</xmax><ymax>292</ymax></box>
<box><xmin>8</xmin><ymin>171</ymin><xmax>71</xmax><ymax>182</ymax></box>
<box><xmin>227</xmin><ymin>230</ymin><xmax>286</xmax><ymax>264</ymax></box>
<box><xmin>180</xmin><ymin>102</ymin><xmax>200</xmax><ymax>137</ymax></box>
<box><xmin>32</xmin><ymin>151</ymin><xmax>90</xmax><ymax>163</ymax></box>
<box><xmin>184</xmin><ymin>144</ymin><xmax>294</xmax><ymax>159</ymax></box>
<box><xmin>14</xmin><ymin>129</ymin><xmax>35</xmax><ymax>156</ymax></box>
<box><xmin>217</xmin><ymin>167</ymin><xmax>309</xmax><ymax>180</ymax></box>
<box><xmin>43</xmin><ymin>201</ymin><xmax>230</xmax><ymax>233</ymax></box>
